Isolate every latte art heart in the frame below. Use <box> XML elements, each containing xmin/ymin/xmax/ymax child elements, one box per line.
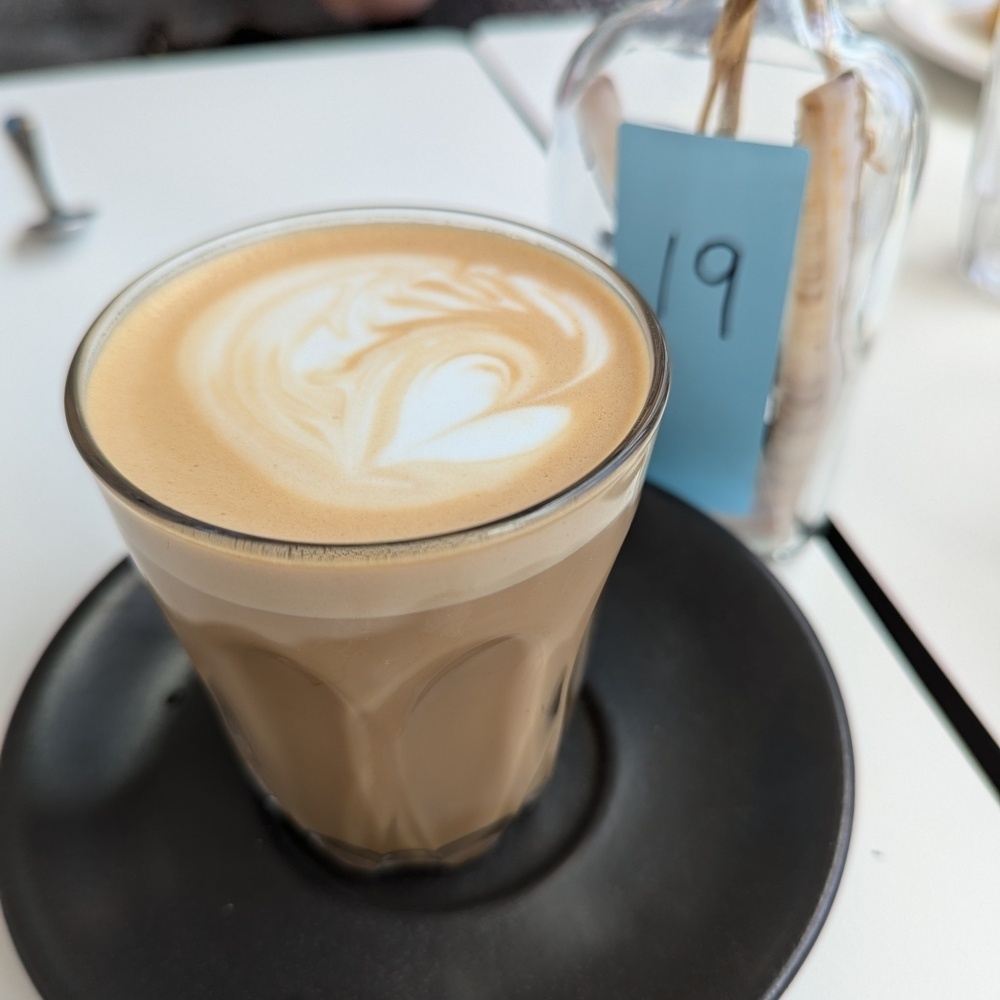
<box><xmin>86</xmin><ymin>223</ymin><xmax>651</xmax><ymax>542</ymax></box>
<box><xmin>180</xmin><ymin>255</ymin><xmax>608</xmax><ymax>510</ymax></box>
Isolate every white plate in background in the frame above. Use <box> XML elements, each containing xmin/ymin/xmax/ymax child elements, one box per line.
<box><xmin>885</xmin><ymin>0</ymin><xmax>993</xmax><ymax>80</ymax></box>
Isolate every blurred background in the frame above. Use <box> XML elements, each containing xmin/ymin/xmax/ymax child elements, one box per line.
<box><xmin>0</xmin><ymin>0</ymin><xmax>624</xmax><ymax>75</ymax></box>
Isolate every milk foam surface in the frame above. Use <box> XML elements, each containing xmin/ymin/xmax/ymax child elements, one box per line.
<box><xmin>86</xmin><ymin>223</ymin><xmax>650</xmax><ymax>543</ymax></box>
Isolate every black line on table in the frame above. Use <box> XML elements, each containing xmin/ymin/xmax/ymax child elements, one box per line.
<box><xmin>821</xmin><ymin>520</ymin><xmax>1000</xmax><ymax>795</ymax></box>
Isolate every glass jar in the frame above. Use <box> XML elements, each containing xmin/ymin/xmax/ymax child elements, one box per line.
<box><xmin>960</xmin><ymin>17</ymin><xmax>1000</xmax><ymax>296</ymax></box>
<box><xmin>549</xmin><ymin>0</ymin><xmax>927</xmax><ymax>556</ymax></box>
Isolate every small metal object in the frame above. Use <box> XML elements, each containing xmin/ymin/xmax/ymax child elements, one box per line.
<box><xmin>4</xmin><ymin>113</ymin><xmax>94</xmax><ymax>239</ymax></box>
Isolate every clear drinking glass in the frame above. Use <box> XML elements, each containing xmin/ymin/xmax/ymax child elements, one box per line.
<box><xmin>960</xmin><ymin>23</ymin><xmax>1000</xmax><ymax>296</ymax></box>
<box><xmin>65</xmin><ymin>209</ymin><xmax>669</xmax><ymax>872</ymax></box>
<box><xmin>549</xmin><ymin>0</ymin><xmax>926</xmax><ymax>557</ymax></box>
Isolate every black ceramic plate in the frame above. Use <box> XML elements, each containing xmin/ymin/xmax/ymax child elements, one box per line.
<box><xmin>0</xmin><ymin>487</ymin><xmax>852</xmax><ymax>1000</ymax></box>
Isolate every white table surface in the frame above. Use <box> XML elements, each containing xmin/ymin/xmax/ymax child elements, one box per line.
<box><xmin>472</xmin><ymin>11</ymin><xmax>1000</xmax><ymax>747</ymax></box>
<box><xmin>1</xmin><ymin>24</ymin><xmax>999</xmax><ymax>1000</ymax></box>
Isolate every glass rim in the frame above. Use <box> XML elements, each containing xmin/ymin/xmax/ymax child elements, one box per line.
<box><xmin>65</xmin><ymin>207</ymin><xmax>669</xmax><ymax>559</ymax></box>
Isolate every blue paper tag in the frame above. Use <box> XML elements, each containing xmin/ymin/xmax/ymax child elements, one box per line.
<box><xmin>615</xmin><ymin>124</ymin><xmax>809</xmax><ymax>515</ymax></box>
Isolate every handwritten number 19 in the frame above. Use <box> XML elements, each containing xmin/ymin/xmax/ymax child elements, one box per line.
<box><xmin>656</xmin><ymin>235</ymin><xmax>742</xmax><ymax>340</ymax></box>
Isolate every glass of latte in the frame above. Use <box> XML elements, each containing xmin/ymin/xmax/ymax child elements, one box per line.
<box><xmin>66</xmin><ymin>209</ymin><xmax>669</xmax><ymax>871</ymax></box>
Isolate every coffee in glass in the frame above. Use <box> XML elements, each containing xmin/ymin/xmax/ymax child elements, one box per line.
<box><xmin>66</xmin><ymin>209</ymin><xmax>668</xmax><ymax>870</ymax></box>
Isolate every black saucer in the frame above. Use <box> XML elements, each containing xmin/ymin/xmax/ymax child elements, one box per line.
<box><xmin>0</xmin><ymin>488</ymin><xmax>852</xmax><ymax>1000</ymax></box>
